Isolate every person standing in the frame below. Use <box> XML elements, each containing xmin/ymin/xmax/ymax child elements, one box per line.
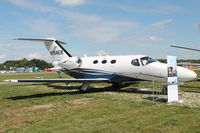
<box><xmin>57</xmin><ymin>70</ymin><xmax>62</xmax><ymax>78</ymax></box>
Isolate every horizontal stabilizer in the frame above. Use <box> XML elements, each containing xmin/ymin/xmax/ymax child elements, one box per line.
<box><xmin>14</xmin><ymin>37</ymin><xmax>72</xmax><ymax>61</ymax></box>
<box><xmin>4</xmin><ymin>78</ymin><xmax>110</xmax><ymax>83</ymax></box>
<box><xmin>14</xmin><ymin>38</ymin><xmax>66</xmax><ymax>44</ymax></box>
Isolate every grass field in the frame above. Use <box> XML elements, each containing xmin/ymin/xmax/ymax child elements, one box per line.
<box><xmin>0</xmin><ymin>72</ymin><xmax>200</xmax><ymax>133</ymax></box>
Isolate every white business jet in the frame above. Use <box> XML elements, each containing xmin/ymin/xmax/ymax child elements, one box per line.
<box><xmin>5</xmin><ymin>38</ymin><xmax>197</xmax><ymax>91</ymax></box>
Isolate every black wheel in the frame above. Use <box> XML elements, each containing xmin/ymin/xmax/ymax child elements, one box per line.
<box><xmin>79</xmin><ymin>89</ymin><xmax>87</xmax><ymax>93</ymax></box>
<box><xmin>112</xmin><ymin>82</ymin><xmax>123</xmax><ymax>89</ymax></box>
<box><xmin>162</xmin><ymin>86</ymin><xmax>168</xmax><ymax>95</ymax></box>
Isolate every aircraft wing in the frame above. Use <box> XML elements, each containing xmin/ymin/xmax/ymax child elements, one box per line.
<box><xmin>4</xmin><ymin>78</ymin><xmax>110</xmax><ymax>83</ymax></box>
<box><xmin>171</xmin><ymin>45</ymin><xmax>200</xmax><ymax>52</ymax></box>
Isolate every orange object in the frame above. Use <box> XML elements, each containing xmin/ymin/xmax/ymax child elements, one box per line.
<box><xmin>188</xmin><ymin>68</ymin><xmax>195</xmax><ymax>72</ymax></box>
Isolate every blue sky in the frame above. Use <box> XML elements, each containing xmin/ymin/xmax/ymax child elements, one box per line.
<box><xmin>0</xmin><ymin>0</ymin><xmax>200</xmax><ymax>63</ymax></box>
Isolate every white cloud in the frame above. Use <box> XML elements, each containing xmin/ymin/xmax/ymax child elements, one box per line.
<box><xmin>112</xmin><ymin>2</ymin><xmax>184</xmax><ymax>14</ymax></box>
<box><xmin>59</xmin><ymin>11</ymin><xmax>139</xmax><ymax>43</ymax></box>
<box><xmin>70</xmin><ymin>21</ymin><xmax>132</xmax><ymax>43</ymax></box>
<box><xmin>6</xmin><ymin>0</ymin><xmax>176</xmax><ymax>58</ymax></box>
<box><xmin>151</xmin><ymin>19</ymin><xmax>173</xmax><ymax>26</ymax></box>
<box><xmin>0</xmin><ymin>54</ymin><xmax>6</xmax><ymax>59</ymax></box>
<box><xmin>29</xmin><ymin>19</ymin><xmax>59</xmax><ymax>37</ymax></box>
<box><xmin>56</xmin><ymin>10</ymin><xmax>170</xmax><ymax>46</ymax></box>
<box><xmin>55</xmin><ymin>0</ymin><xmax>85</xmax><ymax>6</ymax></box>
<box><xmin>27</xmin><ymin>53</ymin><xmax>41</xmax><ymax>59</ymax></box>
<box><xmin>9</xmin><ymin>0</ymin><xmax>32</xmax><ymax>8</ymax></box>
<box><xmin>0</xmin><ymin>43</ymin><xmax>41</xmax><ymax>52</ymax></box>
<box><xmin>97</xmin><ymin>50</ymin><xmax>108</xmax><ymax>56</ymax></box>
<box><xmin>147</xmin><ymin>36</ymin><xmax>162</xmax><ymax>42</ymax></box>
<box><xmin>8</xmin><ymin>0</ymin><xmax>166</xmax><ymax>45</ymax></box>
<box><xmin>8</xmin><ymin>0</ymin><xmax>53</xmax><ymax>12</ymax></box>
<box><xmin>122</xmin><ymin>35</ymin><xmax>163</xmax><ymax>46</ymax></box>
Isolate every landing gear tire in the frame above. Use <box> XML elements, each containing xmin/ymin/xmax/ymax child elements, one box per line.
<box><xmin>162</xmin><ymin>85</ymin><xmax>168</xmax><ymax>95</ymax></box>
<box><xmin>79</xmin><ymin>89</ymin><xmax>87</xmax><ymax>93</ymax></box>
<box><xmin>112</xmin><ymin>82</ymin><xmax>122</xmax><ymax>89</ymax></box>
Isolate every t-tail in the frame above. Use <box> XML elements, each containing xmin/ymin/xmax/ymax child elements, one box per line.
<box><xmin>14</xmin><ymin>38</ymin><xmax>72</xmax><ymax>62</ymax></box>
<box><xmin>14</xmin><ymin>38</ymin><xmax>81</xmax><ymax>70</ymax></box>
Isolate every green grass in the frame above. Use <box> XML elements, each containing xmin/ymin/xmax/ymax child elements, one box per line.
<box><xmin>0</xmin><ymin>72</ymin><xmax>200</xmax><ymax>133</ymax></box>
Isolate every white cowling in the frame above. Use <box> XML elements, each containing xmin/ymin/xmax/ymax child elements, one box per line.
<box><xmin>58</xmin><ymin>57</ymin><xmax>82</xmax><ymax>70</ymax></box>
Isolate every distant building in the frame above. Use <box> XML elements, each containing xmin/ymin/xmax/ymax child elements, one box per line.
<box><xmin>16</xmin><ymin>67</ymin><xmax>40</xmax><ymax>72</ymax></box>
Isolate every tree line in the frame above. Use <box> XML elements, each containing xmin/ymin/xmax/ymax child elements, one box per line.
<box><xmin>157</xmin><ymin>59</ymin><xmax>200</xmax><ymax>64</ymax></box>
<box><xmin>0</xmin><ymin>58</ymin><xmax>53</xmax><ymax>70</ymax></box>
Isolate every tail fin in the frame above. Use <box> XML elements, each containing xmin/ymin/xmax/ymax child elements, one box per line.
<box><xmin>14</xmin><ymin>38</ymin><xmax>72</xmax><ymax>62</ymax></box>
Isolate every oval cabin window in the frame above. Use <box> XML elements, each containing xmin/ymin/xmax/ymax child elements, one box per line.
<box><xmin>93</xmin><ymin>60</ymin><xmax>98</xmax><ymax>64</ymax></box>
<box><xmin>102</xmin><ymin>60</ymin><xmax>107</xmax><ymax>64</ymax></box>
<box><xmin>111</xmin><ymin>60</ymin><xmax>116</xmax><ymax>64</ymax></box>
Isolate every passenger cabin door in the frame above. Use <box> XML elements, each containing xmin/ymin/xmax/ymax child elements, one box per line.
<box><xmin>138</xmin><ymin>56</ymin><xmax>159</xmax><ymax>80</ymax></box>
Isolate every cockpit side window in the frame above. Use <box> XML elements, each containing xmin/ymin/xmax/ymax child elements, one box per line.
<box><xmin>140</xmin><ymin>56</ymin><xmax>156</xmax><ymax>66</ymax></box>
<box><xmin>131</xmin><ymin>59</ymin><xmax>140</xmax><ymax>66</ymax></box>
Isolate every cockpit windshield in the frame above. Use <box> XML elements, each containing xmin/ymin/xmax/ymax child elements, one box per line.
<box><xmin>140</xmin><ymin>56</ymin><xmax>156</xmax><ymax>66</ymax></box>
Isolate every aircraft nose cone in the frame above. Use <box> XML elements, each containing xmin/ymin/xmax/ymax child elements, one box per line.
<box><xmin>189</xmin><ymin>70</ymin><xmax>197</xmax><ymax>80</ymax></box>
<box><xmin>178</xmin><ymin>67</ymin><xmax>197</xmax><ymax>81</ymax></box>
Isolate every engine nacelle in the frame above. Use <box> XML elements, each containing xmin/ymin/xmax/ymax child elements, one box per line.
<box><xmin>52</xmin><ymin>61</ymin><xmax>62</xmax><ymax>69</ymax></box>
<box><xmin>58</xmin><ymin>57</ymin><xmax>82</xmax><ymax>70</ymax></box>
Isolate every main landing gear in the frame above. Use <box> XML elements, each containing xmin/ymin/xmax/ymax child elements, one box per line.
<box><xmin>79</xmin><ymin>82</ymin><xmax>89</xmax><ymax>93</ymax></box>
<box><xmin>112</xmin><ymin>82</ymin><xmax>123</xmax><ymax>89</ymax></box>
<box><xmin>79</xmin><ymin>82</ymin><xmax>123</xmax><ymax>93</ymax></box>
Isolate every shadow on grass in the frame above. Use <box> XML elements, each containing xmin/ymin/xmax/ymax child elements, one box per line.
<box><xmin>5</xmin><ymin>82</ymin><xmax>161</xmax><ymax>100</ymax></box>
<box><xmin>184</xmin><ymin>90</ymin><xmax>200</xmax><ymax>93</ymax></box>
<box><xmin>181</xmin><ymin>85</ymin><xmax>200</xmax><ymax>89</ymax></box>
<box><xmin>15</xmin><ymin>83</ymin><xmax>51</xmax><ymax>86</ymax></box>
<box><xmin>5</xmin><ymin>91</ymin><xmax>81</xmax><ymax>100</ymax></box>
<box><xmin>143</xmin><ymin>97</ymin><xmax>167</xmax><ymax>103</ymax></box>
<box><xmin>48</xmin><ymin>84</ymin><xmax>81</xmax><ymax>90</ymax></box>
<box><xmin>16</xmin><ymin>82</ymin><xmax>81</xmax><ymax>90</ymax></box>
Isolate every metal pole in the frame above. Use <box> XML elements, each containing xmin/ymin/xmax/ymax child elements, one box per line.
<box><xmin>153</xmin><ymin>80</ymin><xmax>154</xmax><ymax>102</ymax></box>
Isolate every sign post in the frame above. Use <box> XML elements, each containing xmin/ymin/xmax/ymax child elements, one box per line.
<box><xmin>167</xmin><ymin>56</ymin><xmax>179</xmax><ymax>102</ymax></box>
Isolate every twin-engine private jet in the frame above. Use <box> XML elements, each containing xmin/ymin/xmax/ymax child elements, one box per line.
<box><xmin>5</xmin><ymin>38</ymin><xmax>197</xmax><ymax>91</ymax></box>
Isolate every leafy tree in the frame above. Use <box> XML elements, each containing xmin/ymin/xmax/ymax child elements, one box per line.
<box><xmin>1</xmin><ymin>58</ymin><xmax>53</xmax><ymax>70</ymax></box>
<box><xmin>157</xmin><ymin>59</ymin><xmax>167</xmax><ymax>63</ymax></box>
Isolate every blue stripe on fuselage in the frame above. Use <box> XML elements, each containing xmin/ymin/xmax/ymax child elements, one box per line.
<box><xmin>63</xmin><ymin>68</ymin><xmax>140</xmax><ymax>82</ymax></box>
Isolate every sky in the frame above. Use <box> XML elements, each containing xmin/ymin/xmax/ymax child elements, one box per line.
<box><xmin>1</xmin><ymin>0</ymin><xmax>200</xmax><ymax>63</ymax></box>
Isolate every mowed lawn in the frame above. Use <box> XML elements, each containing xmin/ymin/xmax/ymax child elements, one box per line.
<box><xmin>0</xmin><ymin>72</ymin><xmax>200</xmax><ymax>133</ymax></box>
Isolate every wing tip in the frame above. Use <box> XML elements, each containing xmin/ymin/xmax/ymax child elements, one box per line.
<box><xmin>170</xmin><ymin>44</ymin><xmax>176</xmax><ymax>47</ymax></box>
<box><xmin>4</xmin><ymin>80</ymin><xmax>18</xmax><ymax>82</ymax></box>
